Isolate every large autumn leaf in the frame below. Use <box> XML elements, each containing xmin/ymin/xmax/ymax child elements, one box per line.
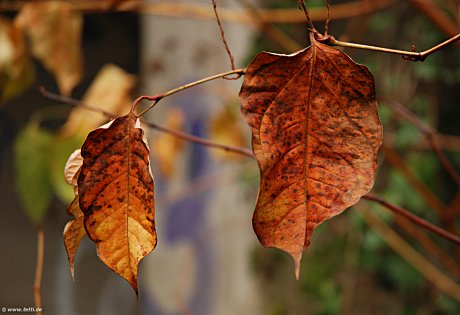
<box><xmin>239</xmin><ymin>34</ymin><xmax>383</xmax><ymax>277</ymax></box>
<box><xmin>77</xmin><ymin>113</ymin><xmax>156</xmax><ymax>294</ymax></box>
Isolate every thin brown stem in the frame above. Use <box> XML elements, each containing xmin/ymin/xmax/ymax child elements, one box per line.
<box><xmin>358</xmin><ymin>206</ymin><xmax>460</xmax><ymax>301</ymax></box>
<box><xmin>327</xmin><ymin>33</ymin><xmax>460</xmax><ymax>61</ymax></box>
<box><xmin>298</xmin><ymin>0</ymin><xmax>316</xmax><ymax>31</ymax></box>
<box><xmin>363</xmin><ymin>194</ymin><xmax>460</xmax><ymax>246</ymax></box>
<box><xmin>324</xmin><ymin>0</ymin><xmax>331</xmax><ymax>36</ymax></box>
<box><xmin>135</xmin><ymin>68</ymin><xmax>246</xmax><ymax>116</ymax></box>
<box><xmin>211</xmin><ymin>0</ymin><xmax>237</xmax><ymax>77</ymax></box>
<box><xmin>145</xmin><ymin>121</ymin><xmax>254</xmax><ymax>158</ymax></box>
<box><xmin>34</xmin><ymin>226</ymin><xmax>44</xmax><ymax>315</ymax></box>
<box><xmin>39</xmin><ymin>87</ymin><xmax>254</xmax><ymax>158</ymax></box>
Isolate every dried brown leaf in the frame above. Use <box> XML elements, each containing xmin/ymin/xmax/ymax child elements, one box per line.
<box><xmin>78</xmin><ymin>113</ymin><xmax>156</xmax><ymax>294</ymax></box>
<box><xmin>239</xmin><ymin>34</ymin><xmax>383</xmax><ymax>277</ymax></box>
<box><xmin>15</xmin><ymin>2</ymin><xmax>83</xmax><ymax>95</ymax></box>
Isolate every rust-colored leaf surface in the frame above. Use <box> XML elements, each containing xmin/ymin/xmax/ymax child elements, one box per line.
<box><xmin>78</xmin><ymin>113</ymin><xmax>156</xmax><ymax>294</ymax></box>
<box><xmin>239</xmin><ymin>34</ymin><xmax>383</xmax><ymax>277</ymax></box>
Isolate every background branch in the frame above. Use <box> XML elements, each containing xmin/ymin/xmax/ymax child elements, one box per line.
<box><xmin>34</xmin><ymin>226</ymin><xmax>44</xmax><ymax>315</ymax></box>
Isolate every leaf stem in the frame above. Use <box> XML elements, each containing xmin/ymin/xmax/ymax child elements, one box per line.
<box><xmin>134</xmin><ymin>68</ymin><xmax>246</xmax><ymax>117</ymax></box>
<box><xmin>327</xmin><ymin>33</ymin><xmax>460</xmax><ymax>61</ymax></box>
<box><xmin>363</xmin><ymin>194</ymin><xmax>460</xmax><ymax>246</ymax></box>
<box><xmin>34</xmin><ymin>226</ymin><xmax>44</xmax><ymax>315</ymax></box>
<box><xmin>211</xmin><ymin>0</ymin><xmax>237</xmax><ymax>75</ymax></box>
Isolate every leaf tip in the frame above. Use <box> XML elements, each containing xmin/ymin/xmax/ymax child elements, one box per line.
<box><xmin>292</xmin><ymin>252</ymin><xmax>302</xmax><ymax>280</ymax></box>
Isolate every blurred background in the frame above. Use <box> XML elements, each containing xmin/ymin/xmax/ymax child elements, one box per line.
<box><xmin>1</xmin><ymin>0</ymin><xmax>460</xmax><ymax>314</ymax></box>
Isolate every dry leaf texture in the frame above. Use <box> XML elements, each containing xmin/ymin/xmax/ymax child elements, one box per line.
<box><xmin>239</xmin><ymin>34</ymin><xmax>383</xmax><ymax>277</ymax></box>
<box><xmin>78</xmin><ymin>113</ymin><xmax>156</xmax><ymax>293</ymax></box>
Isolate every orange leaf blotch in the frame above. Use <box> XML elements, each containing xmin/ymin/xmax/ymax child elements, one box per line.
<box><xmin>239</xmin><ymin>34</ymin><xmax>383</xmax><ymax>276</ymax></box>
<box><xmin>78</xmin><ymin>113</ymin><xmax>156</xmax><ymax>294</ymax></box>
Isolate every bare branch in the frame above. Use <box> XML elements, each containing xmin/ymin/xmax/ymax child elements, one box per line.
<box><xmin>34</xmin><ymin>226</ymin><xmax>44</xmax><ymax>315</ymax></box>
<box><xmin>134</xmin><ymin>68</ymin><xmax>245</xmax><ymax>116</ymax></box>
<box><xmin>211</xmin><ymin>0</ymin><xmax>237</xmax><ymax>76</ymax></box>
<box><xmin>39</xmin><ymin>87</ymin><xmax>253</xmax><ymax>158</ymax></box>
<box><xmin>363</xmin><ymin>194</ymin><xmax>460</xmax><ymax>246</ymax></box>
<box><xmin>326</xmin><ymin>33</ymin><xmax>460</xmax><ymax>61</ymax></box>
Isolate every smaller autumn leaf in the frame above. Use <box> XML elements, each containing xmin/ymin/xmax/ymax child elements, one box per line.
<box><xmin>0</xmin><ymin>17</ymin><xmax>34</xmax><ymax>104</ymax></box>
<box><xmin>63</xmin><ymin>149</ymin><xmax>86</xmax><ymax>279</ymax></box>
<box><xmin>77</xmin><ymin>113</ymin><xmax>157</xmax><ymax>294</ymax></box>
<box><xmin>239</xmin><ymin>34</ymin><xmax>383</xmax><ymax>278</ymax></box>
<box><xmin>15</xmin><ymin>1</ymin><xmax>83</xmax><ymax>96</ymax></box>
<box><xmin>14</xmin><ymin>122</ymin><xmax>54</xmax><ymax>224</ymax></box>
<box><xmin>209</xmin><ymin>101</ymin><xmax>248</xmax><ymax>161</ymax></box>
<box><xmin>151</xmin><ymin>106</ymin><xmax>185</xmax><ymax>178</ymax></box>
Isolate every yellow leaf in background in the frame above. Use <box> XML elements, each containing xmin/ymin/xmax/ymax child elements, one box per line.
<box><xmin>0</xmin><ymin>17</ymin><xmax>34</xmax><ymax>104</ymax></box>
<box><xmin>15</xmin><ymin>2</ymin><xmax>83</xmax><ymax>96</ymax></box>
<box><xmin>151</xmin><ymin>107</ymin><xmax>185</xmax><ymax>178</ymax></box>
<box><xmin>209</xmin><ymin>101</ymin><xmax>247</xmax><ymax>161</ymax></box>
<box><xmin>58</xmin><ymin>64</ymin><xmax>136</xmax><ymax>138</ymax></box>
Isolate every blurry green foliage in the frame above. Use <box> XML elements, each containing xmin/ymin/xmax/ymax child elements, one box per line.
<box><xmin>14</xmin><ymin>122</ymin><xmax>54</xmax><ymax>224</ymax></box>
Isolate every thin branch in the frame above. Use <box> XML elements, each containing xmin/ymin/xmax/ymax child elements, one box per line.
<box><xmin>324</xmin><ymin>0</ymin><xmax>331</xmax><ymax>36</ymax></box>
<box><xmin>211</xmin><ymin>0</ymin><xmax>237</xmax><ymax>76</ymax></box>
<box><xmin>34</xmin><ymin>226</ymin><xmax>44</xmax><ymax>315</ymax></box>
<box><xmin>358</xmin><ymin>206</ymin><xmax>460</xmax><ymax>301</ymax></box>
<box><xmin>39</xmin><ymin>88</ymin><xmax>254</xmax><ymax>158</ymax></box>
<box><xmin>389</xmin><ymin>101</ymin><xmax>460</xmax><ymax>187</ymax></box>
<box><xmin>145</xmin><ymin>120</ymin><xmax>254</xmax><ymax>158</ymax></box>
<box><xmin>326</xmin><ymin>33</ymin><xmax>460</xmax><ymax>61</ymax></box>
<box><xmin>298</xmin><ymin>0</ymin><xmax>316</xmax><ymax>31</ymax></box>
<box><xmin>135</xmin><ymin>68</ymin><xmax>246</xmax><ymax>116</ymax></box>
<box><xmin>363</xmin><ymin>194</ymin><xmax>460</xmax><ymax>246</ymax></box>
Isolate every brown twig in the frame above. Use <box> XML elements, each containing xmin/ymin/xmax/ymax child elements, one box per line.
<box><xmin>134</xmin><ymin>68</ymin><xmax>246</xmax><ymax>116</ymax></box>
<box><xmin>298</xmin><ymin>0</ymin><xmax>316</xmax><ymax>31</ymax></box>
<box><xmin>39</xmin><ymin>87</ymin><xmax>254</xmax><ymax>158</ymax></box>
<box><xmin>34</xmin><ymin>226</ymin><xmax>44</xmax><ymax>315</ymax></box>
<box><xmin>358</xmin><ymin>206</ymin><xmax>460</xmax><ymax>301</ymax></box>
<box><xmin>389</xmin><ymin>101</ymin><xmax>460</xmax><ymax>187</ymax></box>
<box><xmin>394</xmin><ymin>215</ymin><xmax>460</xmax><ymax>280</ymax></box>
<box><xmin>362</xmin><ymin>194</ymin><xmax>460</xmax><ymax>246</ymax></box>
<box><xmin>324</xmin><ymin>0</ymin><xmax>331</xmax><ymax>36</ymax></box>
<box><xmin>211</xmin><ymin>0</ymin><xmax>238</xmax><ymax>78</ymax></box>
<box><xmin>326</xmin><ymin>33</ymin><xmax>460</xmax><ymax>61</ymax></box>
